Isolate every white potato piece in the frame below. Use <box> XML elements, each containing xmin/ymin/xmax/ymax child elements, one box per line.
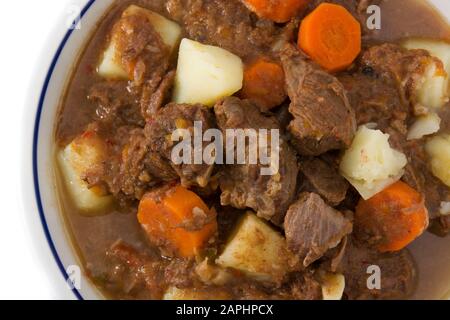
<box><xmin>340</xmin><ymin>125</ymin><xmax>408</xmax><ymax>200</ymax></box>
<box><xmin>163</xmin><ymin>287</ymin><xmax>230</xmax><ymax>300</ymax></box>
<box><xmin>403</xmin><ymin>39</ymin><xmax>450</xmax><ymax>110</ymax></box>
<box><xmin>320</xmin><ymin>272</ymin><xmax>346</xmax><ymax>300</ymax></box>
<box><xmin>57</xmin><ymin>132</ymin><xmax>113</xmax><ymax>213</ymax></box>
<box><xmin>215</xmin><ymin>212</ymin><xmax>290</xmax><ymax>282</ymax></box>
<box><xmin>173</xmin><ymin>38</ymin><xmax>243</xmax><ymax>107</ymax></box>
<box><xmin>425</xmin><ymin>134</ymin><xmax>450</xmax><ymax>187</ymax></box>
<box><xmin>98</xmin><ymin>5</ymin><xmax>182</xmax><ymax>80</ymax></box>
<box><xmin>416</xmin><ymin>62</ymin><xmax>449</xmax><ymax>110</ymax></box>
<box><xmin>407</xmin><ymin>113</ymin><xmax>441</xmax><ymax>140</ymax></box>
<box><xmin>97</xmin><ymin>41</ymin><xmax>129</xmax><ymax>80</ymax></box>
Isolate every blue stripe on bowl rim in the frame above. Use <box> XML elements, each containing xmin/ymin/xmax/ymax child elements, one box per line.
<box><xmin>32</xmin><ymin>0</ymin><xmax>97</xmax><ymax>301</ymax></box>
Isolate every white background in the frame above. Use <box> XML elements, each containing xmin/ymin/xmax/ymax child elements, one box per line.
<box><xmin>0</xmin><ymin>0</ymin><xmax>448</xmax><ymax>300</ymax></box>
<box><xmin>0</xmin><ymin>0</ymin><xmax>76</xmax><ymax>300</ymax></box>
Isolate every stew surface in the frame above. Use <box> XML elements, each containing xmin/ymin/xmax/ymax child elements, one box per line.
<box><xmin>55</xmin><ymin>0</ymin><xmax>450</xmax><ymax>300</ymax></box>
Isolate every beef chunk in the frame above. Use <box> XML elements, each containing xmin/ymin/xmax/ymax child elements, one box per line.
<box><xmin>361</xmin><ymin>43</ymin><xmax>445</xmax><ymax>115</ymax></box>
<box><xmin>165</xmin><ymin>0</ymin><xmax>283</xmax><ymax>58</ymax></box>
<box><xmin>113</xmin><ymin>13</ymin><xmax>170</xmax><ymax>86</ymax></box>
<box><xmin>144</xmin><ymin>103</ymin><xmax>217</xmax><ymax>188</ymax></box>
<box><xmin>339</xmin><ymin>72</ymin><xmax>410</xmax><ymax>135</ymax></box>
<box><xmin>99</xmin><ymin>103</ymin><xmax>216</xmax><ymax>201</ymax></box>
<box><xmin>88</xmin><ymin>81</ymin><xmax>145</xmax><ymax>128</ymax></box>
<box><xmin>112</xmin><ymin>127</ymin><xmax>177</xmax><ymax>200</ymax></box>
<box><xmin>214</xmin><ymin>97</ymin><xmax>299</xmax><ymax>225</ymax></box>
<box><xmin>284</xmin><ymin>193</ymin><xmax>353</xmax><ymax>267</ymax></box>
<box><xmin>299</xmin><ymin>158</ymin><xmax>349</xmax><ymax>206</ymax></box>
<box><xmin>140</xmin><ymin>70</ymin><xmax>176</xmax><ymax>120</ymax></box>
<box><xmin>339</xmin><ymin>238</ymin><xmax>417</xmax><ymax>300</ymax></box>
<box><xmin>281</xmin><ymin>45</ymin><xmax>356</xmax><ymax>156</ymax></box>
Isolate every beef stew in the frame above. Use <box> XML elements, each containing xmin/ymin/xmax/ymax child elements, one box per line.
<box><xmin>55</xmin><ymin>0</ymin><xmax>450</xmax><ymax>300</ymax></box>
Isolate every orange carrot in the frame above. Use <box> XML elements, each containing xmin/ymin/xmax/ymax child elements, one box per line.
<box><xmin>241</xmin><ymin>58</ymin><xmax>286</xmax><ymax>111</ymax></box>
<box><xmin>298</xmin><ymin>3</ymin><xmax>361</xmax><ymax>72</ymax></box>
<box><xmin>242</xmin><ymin>0</ymin><xmax>309</xmax><ymax>23</ymax></box>
<box><xmin>137</xmin><ymin>185</ymin><xmax>217</xmax><ymax>258</ymax></box>
<box><xmin>355</xmin><ymin>181</ymin><xmax>429</xmax><ymax>253</ymax></box>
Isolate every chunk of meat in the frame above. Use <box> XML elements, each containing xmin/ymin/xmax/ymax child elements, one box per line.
<box><xmin>113</xmin><ymin>127</ymin><xmax>175</xmax><ymax>200</ymax></box>
<box><xmin>361</xmin><ymin>43</ymin><xmax>446</xmax><ymax>115</ymax></box>
<box><xmin>88</xmin><ymin>81</ymin><xmax>145</xmax><ymax>128</ymax></box>
<box><xmin>165</xmin><ymin>0</ymin><xmax>283</xmax><ymax>58</ymax></box>
<box><xmin>113</xmin><ymin>13</ymin><xmax>170</xmax><ymax>86</ymax></box>
<box><xmin>140</xmin><ymin>70</ymin><xmax>176</xmax><ymax>120</ymax></box>
<box><xmin>280</xmin><ymin>44</ymin><xmax>356</xmax><ymax>155</ymax></box>
<box><xmin>214</xmin><ymin>97</ymin><xmax>299</xmax><ymax>225</ymax></box>
<box><xmin>339</xmin><ymin>72</ymin><xmax>410</xmax><ymax>135</ymax></box>
<box><xmin>338</xmin><ymin>238</ymin><xmax>417</xmax><ymax>300</ymax></box>
<box><xmin>284</xmin><ymin>193</ymin><xmax>353</xmax><ymax>267</ymax></box>
<box><xmin>299</xmin><ymin>158</ymin><xmax>349</xmax><ymax>206</ymax></box>
<box><xmin>97</xmin><ymin>104</ymin><xmax>217</xmax><ymax>201</ymax></box>
<box><xmin>145</xmin><ymin>103</ymin><xmax>217</xmax><ymax>189</ymax></box>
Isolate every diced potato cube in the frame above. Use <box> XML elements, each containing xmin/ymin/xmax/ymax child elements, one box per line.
<box><xmin>403</xmin><ymin>39</ymin><xmax>450</xmax><ymax>109</ymax></box>
<box><xmin>97</xmin><ymin>41</ymin><xmax>129</xmax><ymax>80</ymax></box>
<box><xmin>416</xmin><ymin>62</ymin><xmax>449</xmax><ymax>110</ymax></box>
<box><xmin>319</xmin><ymin>272</ymin><xmax>346</xmax><ymax>300</ymax></box>
<box><xmin>98</xmin><ymin>5</ymin><xmax>182</xmax><ymax>80</ymax></box>
<box><xmin>425</xmin><ymin>134</ymin><xmax>450</xmax><ymax>187</ymax></box>
<box><xmin>407</xmin><ymin>113</ymin><xmax>441</xmax><ymax>140</ymax></box>
<box><xmin>122</xmin><ymin>5</ymin><xmax>182</xmax><ymax>51</ymax></box>
<box><xmin>340</xmin><ymin>125</ymin><xmax>408</xmax><ymax>200</ymax></box>
<box><xmin>57</xmin><ymin>131</ymin><xmax>112</xmax><ymax>213</ymax></box>
<box><xmin>173</xmin><ymin>38</ymin><xmax>243</xmax><ymax>107</ymax></box>
<box><xmin>215</xmin><ymin>212</ymin><xmax>290</xmax><ymax>282</ymax></box>
<box><xmin>163</xmin><ymin>287</ymin><xmax>231</xmax><ymax>300</ymax></box>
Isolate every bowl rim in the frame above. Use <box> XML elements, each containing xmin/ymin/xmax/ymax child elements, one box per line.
<box><xmin>32</xmin><ymin>0</ymin><xmax>97</xmax><ymax>300</ymax></box>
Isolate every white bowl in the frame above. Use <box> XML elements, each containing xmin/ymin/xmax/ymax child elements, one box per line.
<box><xmin>23</xmin><ymin>0</ymin><xmax>450</xmax><ymax>300</ymax></box>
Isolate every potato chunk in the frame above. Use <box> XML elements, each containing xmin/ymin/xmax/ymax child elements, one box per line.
<box><xmin>416</xmin><ymin>62</ymin><xmax>449</xmax><ymax>110</ymax></box>
<box><xmin>57</xmin><ymin>131</ymin><xmax>112</xmax><ymax>213</ymax></box>
<box><xmin>98</xmin><ymin>5</ymin><xmax>181</xmax><ymax>80</ymax></box>
<box><xmin>319</xmin><ymin>272</ymin><xmax>346</xmax><ymax>300</ymax></box>
<box><xmin>215</xmin><ymin>212</ymin><xmax>290</xmax><ymax>282</ymax></box>
<box><xmin>425</xmin><ymin>134</ymin><xmax>450</xmax><ymax>187</ymax></box>
<box><xmin>407</xmin><ymin>112</ymin><xmax>441</xmax><ymax>140</ymax></box>
<box><xmin>163</xmin><ymin>287</ymin><xmax>231</xmax><ymax>300</ymax></box>
<box><xmin>340</xmin><ymin>126</ymin><xmax>407</xmax><ymax>200</ymax></box>
<box><xmin>173</xmin><ymin>39</ymin><xmax>243</xmax><ymax>107</ymax></box>
<box><xmin>403</xmin><ymin>39</ymin><xmax>450</xmax><ymax>110</ymax></box>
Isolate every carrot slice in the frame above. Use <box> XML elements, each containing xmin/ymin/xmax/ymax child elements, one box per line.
<box><xmin>242</xmin><ymin>0</ymin><xmax>309</xmax><ymax>23</ymax></box>
<box><xmin>241</xmin><ymin>58</ymin><xmax>286</xmax><ymax>111</ymax></box>
<box><xmin>355</xmin><ymin>181</ymin><xmax>429</xmax><ymax>253</ymax></box>
<box><xmin>298</xmin><ymin>3</ymin><xmax>361</xmax><ymax>72</ymax></box>
<box><xmin>137</xmin><ymin>185</ymin><xmax>217</xmax><ymax>258</ymax></box>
